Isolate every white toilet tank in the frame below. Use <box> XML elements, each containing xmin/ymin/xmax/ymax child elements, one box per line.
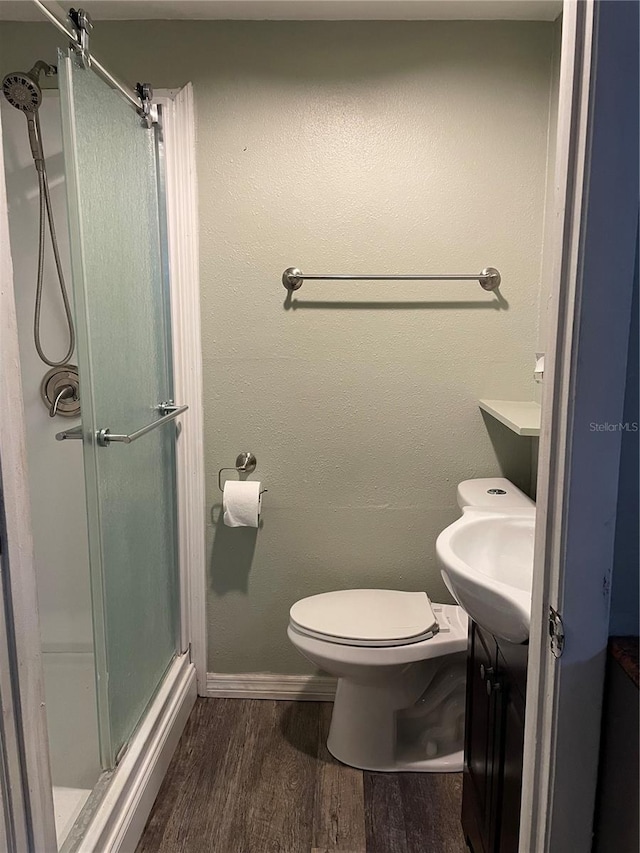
<box><xmin>456</xmin><ymin>477</ymin><xmax>534</xmax><ymax>511</ymax></box>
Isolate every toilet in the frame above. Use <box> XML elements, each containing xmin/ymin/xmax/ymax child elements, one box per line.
<box><xmin>287</xmin><ymin>477</ymin><xmax>534</xmax><ymax>773</ymax></box>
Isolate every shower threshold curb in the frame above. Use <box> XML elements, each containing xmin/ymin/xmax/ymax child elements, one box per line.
<box><xmin>67</xmin><ymin>653</ymin><xmax>196</xmax><ymax>853</ymax></box>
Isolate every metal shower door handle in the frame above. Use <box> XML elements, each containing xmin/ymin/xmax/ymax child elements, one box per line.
<box><xmin>97</xmin><ymin>403</ymin><xmax>188</xmax><ymax>447</ymax></box>
<box><xmin>55</xmin><ymin>402</ymin><xmax>188</xmax><ymax>444</ymax></box>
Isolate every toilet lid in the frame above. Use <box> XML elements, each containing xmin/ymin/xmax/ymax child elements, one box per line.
<box><xmin>289</xmin><ymin>589</ymin><xmax>439</xmax><ymax>647</ymax></box>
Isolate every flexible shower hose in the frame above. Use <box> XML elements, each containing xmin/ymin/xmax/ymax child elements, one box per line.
<box><xmin>33</xmin><ymin>111</ymin><xmax>75</xmax><ymax>367</ymax></box>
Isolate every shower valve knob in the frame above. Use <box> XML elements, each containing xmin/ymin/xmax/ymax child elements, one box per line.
<box><xmin>41</xmin><ymin>366</ymin><xmax>81</xmax><ymax>419</ymax></box>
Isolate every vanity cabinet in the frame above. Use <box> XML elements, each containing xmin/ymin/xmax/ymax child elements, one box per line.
<box><xmin>462</xmin><ymin>622</ymin><xmax>528</xmax><ymax>853</ymax></box>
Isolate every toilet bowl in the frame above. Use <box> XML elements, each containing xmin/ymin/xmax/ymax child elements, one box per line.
<box><xmin>287</xmin><ymin>477</ymin><xmax>533</xmax><ymax>773</ymax></box>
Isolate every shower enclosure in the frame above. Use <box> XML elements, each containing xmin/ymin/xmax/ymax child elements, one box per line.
<box><xmin>0</xmin><ymin>6</ymin><xmax>202</xmax><ymax>851</ymax></box>
<box><xmin>58</xmin><ymin>47</ymin><xmax>181</xmax><ymax>770</ymax></box>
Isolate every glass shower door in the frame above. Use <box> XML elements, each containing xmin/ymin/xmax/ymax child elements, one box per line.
<box><xmin>58</xmin><ymin>50</ymin><xmax>180</xmax><ymax>768</ymax></box>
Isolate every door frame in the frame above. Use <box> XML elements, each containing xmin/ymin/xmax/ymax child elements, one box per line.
<box><xmin>521</xmin><ymin>1</ymin><xmax>639</xmax><ymax>850</ymax></box>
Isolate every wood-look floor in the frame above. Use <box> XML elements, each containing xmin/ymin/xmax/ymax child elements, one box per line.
<box><xmin>136</xmin><ymin>698</ymin><xmax>467</xmax><ymax>853</ymax></box>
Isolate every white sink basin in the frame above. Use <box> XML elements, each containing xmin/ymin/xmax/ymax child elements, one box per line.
<box><xmin>436</xmin><ymin>508</ymin><xmax>535</xmax><ymax>643</ymax></box>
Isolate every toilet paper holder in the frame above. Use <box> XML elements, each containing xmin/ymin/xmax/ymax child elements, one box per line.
<box><xmin>218</xmin><ymin>452</ymin><xmax>267</xmax><ymax>495</ymax></box>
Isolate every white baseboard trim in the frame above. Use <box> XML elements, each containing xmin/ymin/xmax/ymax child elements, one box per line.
<box><xmin>76</xmin><ymin>654</ymin><xmax>197</xmax><ymax>853</ymax></box>
<box><xmin>206</xmin><ymin>672</ymin><xmax>337</xmax><ymax>701</ymax></box>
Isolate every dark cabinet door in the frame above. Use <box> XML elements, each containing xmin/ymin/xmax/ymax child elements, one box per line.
<box><xmin>496</xmin><ymin>650</ymin><xmax>527</xmax><ymax>853</ymax></box>
<box><xmin>462</xmin><ymin>624</ymin><xmax>498</xmax><ymax>853</ymax></box>
<box><xmin>462</xmin><ymin>625</ymin><xmax>528</xmax><ymax>853</ymax></box>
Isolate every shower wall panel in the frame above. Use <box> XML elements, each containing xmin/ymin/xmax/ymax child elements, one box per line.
<box><xmin>1</xmin><ymin>93</ymin><xmax>100</xmax><ymax>788</ymax></box>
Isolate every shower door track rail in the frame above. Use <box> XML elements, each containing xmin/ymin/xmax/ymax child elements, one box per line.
<box><xmin>55</xmin><ymin>403</ymin><xmax>189</xmax><ymax>445</ymax></box>
<box><xmin>33</xmin><ymin>1</ymin><xmax>150</xmax><ymax>120</ymax></box>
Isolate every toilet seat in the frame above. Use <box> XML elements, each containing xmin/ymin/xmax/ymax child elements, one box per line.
<box><xmin>289</xmin><ymin>589</ymin><xmax>439</xmax><ymax>647</ymax></box>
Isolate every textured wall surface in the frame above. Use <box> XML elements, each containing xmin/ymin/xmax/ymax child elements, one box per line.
<box><xmin>534</xmin><ymin>14</ymin><xmax>562</xmax><ymax>409</ymax></box>
<box><xmin>1</xmin><ymin>21</ymin><xmax>554</xmax><ymax>675</ymax></box>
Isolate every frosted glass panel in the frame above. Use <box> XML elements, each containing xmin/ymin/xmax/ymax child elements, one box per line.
<box><xmin>59</xmin><ymin>51</ymin><xmax>179</xmax><ymax>766</ymax></box>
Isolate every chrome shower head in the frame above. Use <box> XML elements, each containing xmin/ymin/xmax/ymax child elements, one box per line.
<box><xmin>2</xmin><ymin>62</ymin><xmax>56</xmax><ymax>113</ymax></box>
<box><xmin>2</xmin><ymin>72</ymin><xmax>42</xmax><ymax>112</ymax></box>
<box><xmin>2</xmin><ymin>62</ymin><xmax>56</xmax><ymax>172</ymax></box>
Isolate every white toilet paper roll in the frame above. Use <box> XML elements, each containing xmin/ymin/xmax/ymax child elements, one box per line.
<box><xmin>222</xmin><ymin>480</ymin><xmax>262</xmax><ymax>527</ymax></box>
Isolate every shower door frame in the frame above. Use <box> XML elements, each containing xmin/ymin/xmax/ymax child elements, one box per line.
<box><xmin>71</xmin><ymin>82</ymin><xmax>206</xmax><ymax>850</ymax></box>
<box><xmin>0</xmin><ymin>80</ymin><xmax>205</xmax><ymax>851</ymax></box>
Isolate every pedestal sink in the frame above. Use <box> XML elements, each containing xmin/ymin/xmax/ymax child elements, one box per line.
<box><xmin>436</xmin><ymin>507</ymin><xmax>535</xmax><ymax>643</ymax></box>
